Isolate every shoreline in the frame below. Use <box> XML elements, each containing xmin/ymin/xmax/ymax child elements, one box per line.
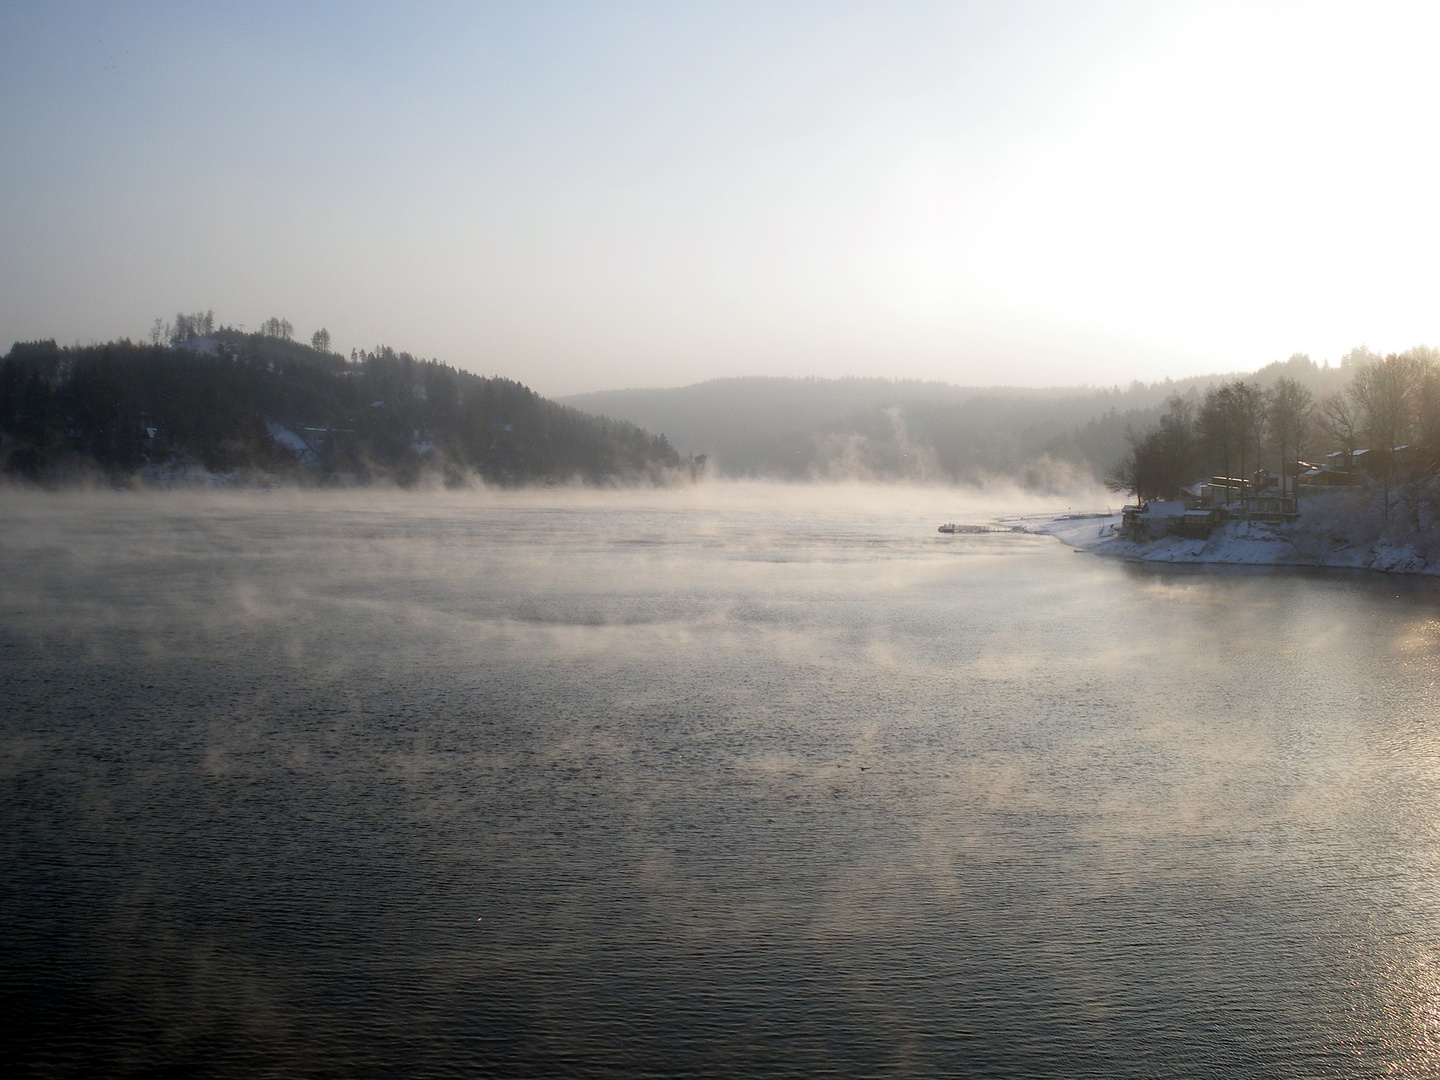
<box><xmin>1027</xmin><ymin>511</ymin><xmax>1440</xmax><ymax>577</ymax></box>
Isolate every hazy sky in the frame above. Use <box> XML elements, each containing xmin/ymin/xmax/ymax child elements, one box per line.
<box><xmin>3</xmin><ymin>2</ymin><xmax>1438</xmax><ymax>394</ymax></box>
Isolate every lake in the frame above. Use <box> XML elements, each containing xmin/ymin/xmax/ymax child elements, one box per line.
<box><xmin>4</xmin><ymin>485</ymin><xmax>1440</xmax><ymax>1078</ymax></box>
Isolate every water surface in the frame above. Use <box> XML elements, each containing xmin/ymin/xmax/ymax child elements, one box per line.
<box><xmin>4</xmin><ymin>487</ymin><xmax>1440</xmax><ymax>1077</ymax></box>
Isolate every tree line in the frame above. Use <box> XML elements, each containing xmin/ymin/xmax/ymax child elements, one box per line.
<box><xmin>150</xmin><ymin>310</ymin><xmax>327</xmax><ymax>349</ymax></box>
<box><xmin>0</xmin><ymin>326</ymin><xmax>699</xmax><ymax>486</ymax></box>
<box><xmin>1109</xmin><ymin>346</ymin><xmax>1440</xmax><ymax>524</ymax></box>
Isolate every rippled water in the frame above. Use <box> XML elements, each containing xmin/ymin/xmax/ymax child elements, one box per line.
<box><xmin>4</xmin><ymin>486</ymin><xmax>1440</xmax><ymax>1078</ymax></box>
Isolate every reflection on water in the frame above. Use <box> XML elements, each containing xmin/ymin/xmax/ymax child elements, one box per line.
<box><xmin>4</xmin><ymin>487</ymin><xmax>1440</xmax><ymax>1077</ymax></box>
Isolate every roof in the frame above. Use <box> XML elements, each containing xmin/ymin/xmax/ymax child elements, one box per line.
<box><xmin>1142</xmin><ymin>501</ymin><xmax>1186</xmax><ymax>517</ymax></box>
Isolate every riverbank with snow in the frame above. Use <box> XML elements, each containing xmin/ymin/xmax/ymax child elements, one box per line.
<box><xmin>1029</xmin><ymin>505</ymin><xmax>1440</xmax><ymax>576</ymax></box>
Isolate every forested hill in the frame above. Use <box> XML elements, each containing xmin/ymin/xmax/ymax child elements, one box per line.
<box><xmin>0</xmin><ymin>332</ymin><xmax>698</xmax><ymax>486</ymax></box>
<box><xmin>564</xmin><ymin>359</ymin><xmax>1349</xmax><ymax>488</ymax></box>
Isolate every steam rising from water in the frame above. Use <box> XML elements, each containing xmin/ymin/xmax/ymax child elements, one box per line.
<box><xmin>4</xmin><ymin>485</ymin><xmax>1440</xmax><ymax>1076</ymax></box>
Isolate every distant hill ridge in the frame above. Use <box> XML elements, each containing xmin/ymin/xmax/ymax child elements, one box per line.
<box><xmin>0</xmin><ymin>330</ymin><xmax>697</xmax><ymax>486</ymax></box>
<box><xmin>563</xmin><ymin>360</ymin><xmax>1349</xmax><ymax>487</ymax></box>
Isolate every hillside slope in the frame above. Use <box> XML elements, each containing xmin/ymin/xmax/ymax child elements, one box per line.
<box><xmin>563</xmin><ymin>359</ymin><xmax>1347</xmax><ymax>487</ymax></box>
<box><xmin>1</xmin><ymin>333</ymin><xmax>696</xmax><ymax>486</ymax></box>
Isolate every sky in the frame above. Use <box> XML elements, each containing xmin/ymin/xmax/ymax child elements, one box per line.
<box><xmin>2</xmin><ymin>1</ymin><xmax>1438</xmax><ymax>395</ymax></box>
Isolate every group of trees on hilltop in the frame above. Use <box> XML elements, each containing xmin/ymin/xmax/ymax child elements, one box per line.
<box><xmin>1110</xmin><ymin>346</ymin><xmax>1440</xmax><ymax>524</ymax></box>
<box><xmin>259</xmin><ymin>317</ymin><xmax>294</xmax><ymax>341</ymax></box>
<box><xmin>150</xmin><ymin>310</ymin><xmax>216</xmax><ymax>345</ymax></box>
<box><xmin>149</xmin><ymin>310</ymin><xmax>326</xmax><ymax>350</ymax></box>
<box><xmin>0</xmin><ymin>330</ymin><xmax>698</xmax><ymax>486</ymax></box>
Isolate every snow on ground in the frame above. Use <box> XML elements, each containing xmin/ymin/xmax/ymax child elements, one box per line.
<box><xmin>1024</xmin><ymin>510</ymin><xmax>1440</xmax><ymax>576</ymax></box>
<box><xmin>264</xmin><ymin>419</ymin><xmax>320</xmax><ymax>465</ymax></box>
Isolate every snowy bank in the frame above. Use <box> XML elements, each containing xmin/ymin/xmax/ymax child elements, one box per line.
<box><xmin>1027</xmin><ymin>507</ymin><xmax>1440</xmax><ymax>576</ymax></box>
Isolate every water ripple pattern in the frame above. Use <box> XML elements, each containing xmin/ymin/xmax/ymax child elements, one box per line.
<box><xmin>3</xmin><ymin>487</ymin><xmax>1440</xmax><ymax>1078</ymax></box>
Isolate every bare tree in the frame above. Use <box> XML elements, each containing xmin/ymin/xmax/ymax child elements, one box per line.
<box><xmin>1415</xmin><ymin>355</ymin><xmax>1440</xmax><ymax>470</ymax></box>
<box><xmin>1197</xmin><ymin>380</ymin><xmax>1265</xmax><ymax>495</ymax></box>
<box><xmin>1197</xmin><ymin>383</ymin><xmax>1238</xmax><ymax>481</ymax></box>
<box><xmin>1316</xmin><ymin>392</ymin><xmax>1361</xmax><ymax>470</ymax></box>
<box><xmin>1399</xmin><ymin>348</ymin><xmax>1440</xmax><ymax>531</ymax></box>
<box><xmin>1232</xmin><ymin>381</ymin><xmax>1266</xmax><ymax>483</ymax></box>
<box><xmin>1339</xmin><ymin>345</ymin><xmax>1381</xmax><ymax>374</ymax></box>
<box><xmin>1267</xmin><ymin>377</ymin><xmax>1312</xmax><ymax>499</ymax></box>
<box><xmin>260</xmin><ymin>317</ymin><xmax>294</xmax><ymax>341</ymax></box>
<box><xmin>1107</xmin><ymin>396</ymin><xmax>1197</xmax><ymax>502</ymax></box>
<box><xmin>1350</xmin><ymin>352</ymin><xmax>1429</xmax><ymax>520</ymax></box>
<box><xmin>168</xmin><ymin>310</ymin><xmax>213</xmax><ymax>344</ymax></box>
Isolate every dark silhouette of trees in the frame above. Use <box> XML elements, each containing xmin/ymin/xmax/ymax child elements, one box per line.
<box><xmin>260</xmin><ymin>317</ymin><xmax>294</xmax><ymax>341</ymax></box>
<box><xmin>1106</xmin><ymin>396</ymin><xmax>1195</xmax><ymax>501</ymax></box>
<box><xmin>1109</xmin><ymin>347</ymin><xmax>1440</xmax><ymax>538</ymax></box>
<box><xmin>0</xmin><ymin>331</ymin><xmax>689</xmax><ymax>486</ymax></box>
<box><xmin>167</xmin><ymin>310</ymin><xmax>214</xmax><ymax>344</ymax></box>
<box><xmin>1196</xmin><ymin>380</ymin><xmax>1263</xmax><ymax>480</ymax></box>
<box><xmin>1350</xmin><ymin>351</ymin><xmax>1430</xmax><ymax>520</ymax></box>
<box><xmin>1315</xmin><ymin>392</ymin><xmax>1361</xmax><ymax>469</ymax></box>
<box><xmin>1266</xmin><ymin>377</ymin><xmax>1313</xmax><ymax>498</ymax></box>
<box><xmin>1112</xmin><ymin>377</ymin><xmax>1317</xmax><ymax>505</ymax></box>
<box><xmin>1196</xmin><ymin>383</ymin><xmax>1237</xmax><ymax>480</ymax></box>
<box><xmin>311</xmin><ymin>328</ymin><xmax>331</xmax><ymax>353</ymax></box>
<box><xmin>1235</xmin><ymin>382</ymin><xmax>1266</xmax><ymax>481</ymax></box>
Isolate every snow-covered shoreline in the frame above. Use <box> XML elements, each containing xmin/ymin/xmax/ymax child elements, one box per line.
<box><xmin>1027</xmin><ymin>509</ymin><xmax>1440</xmax><ymax>576</ymax></box>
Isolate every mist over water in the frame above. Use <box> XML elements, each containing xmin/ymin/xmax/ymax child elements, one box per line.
<box><xmin>5</xmin><ymin>485</ymin><xmax>1440</xmax><ymax>1078</ymax></box>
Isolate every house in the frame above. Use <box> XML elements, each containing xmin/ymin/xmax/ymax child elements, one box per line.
<box><xmin>1178</xmin><ymin>508</ymin><xmax>1222</xmax><ymax>537</ymax></box>
<box><xmin>1122</xmin><ymin>500</ymin><xmax>1187</xmax><ymax>540</ymax></box>
<box><xmin>1198</xmin><ymin>477</ymin><xmax>1251</xmax><ymax>507</ymax></box>
<box><xmin>1238</xmin><ymin>494</ymin><xmax>1298</xmax><ymax>522</ymax></box>
<box><xmin>1301</xmin><ymin>466</ymin><xmax>1356</xmax><ymax>488</ymax></box>
<box><xmin>1120</xmin><ymin>500</ymin><xmax>1226</xmax><ymax>541</ymax></box>
<box><xmin>1350</xmin><ymin>447</ymin><xmax>1391</xmax><ymax>473</ymax></box>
